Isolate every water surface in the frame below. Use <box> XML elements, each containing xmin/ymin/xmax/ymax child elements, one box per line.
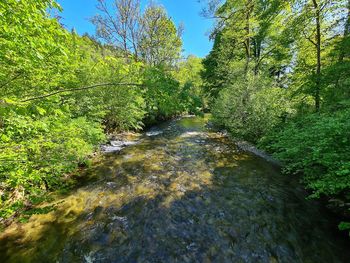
<box><xmin>0</xmin><ymin>115</ymin><xmax>349</xmax><ymax>263</ymax></box>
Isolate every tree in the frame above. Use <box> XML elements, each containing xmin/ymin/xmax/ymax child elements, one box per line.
<box><xmin>321</xmin><ymin>0</ymin><xmax>350</xmax><ymax>106</ymax></box>
<box><xmin>174</xmin><ymin>56</ymin><xmax>205</xmax><ymax>112</ymax></box>
<box><xmin>312</xmin><ymin>0</ymin><xmax>322</xmax><ymax>112</ymax></box>
<box><xmin>0</xmin><ymin>0</ymin><xmax>69</xmax><ymax>97</ymax></box>
<box><xmin>139</xmin><ymin>4</ymin><xmax>182</xmax><ymax>67</ymax></box>
<box><xmin>92</xmin><ymin>0</ymin><xmax>141</xmax><ymax>59</ymax></box>
<box><xmin>289</xmin><ymin>0</ymin><xmax>346</xmax><ymax>112</ymax></box>
<box><xmin>92</xmin><ymin>1</ymin><xmax>182</xmax><ymax>66</ymax></box>
<box><xmin>202</xmin><ymin>0</ymin><xmax>292</xmax><ymax>113</ymax></box>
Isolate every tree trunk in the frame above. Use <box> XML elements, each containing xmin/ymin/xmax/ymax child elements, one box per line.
<box><xmin>339</xmin><ymin>0</ymin><xmax>350</xmax><ymax>62</ymax></box>
<box><xmin>242</xmin><ymin>0</ymin><xmax>253</xmax><ymax>123</ymax></box>
<box><xmin>312</xmin><ymin>0</ymin><xmax>321</xmax><ymax>112</ymax></box>
<box><xmin>253</xmin><ymin>38</ymin><xmax>261</xmax><ymax>75</ymax></box>
<box><xmin>334</xmin><ymin>0</ymin><xmax>350</xmax><ymax>96</ymax></box>
<box><xmin>244</xmin><ymin>5</ymin><xmax>251</xmax><ymax>77</ymax></box>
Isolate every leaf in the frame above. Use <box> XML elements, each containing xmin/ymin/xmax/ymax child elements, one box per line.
<box><xmin>35</xmin><ymin>106</ymin><xmax>46</xmax><ymax>116</ymax></box>
<box><xmin>338</xmin><ymin>222</ymin><xmax>350</xmax><ymax>231</ymax></box>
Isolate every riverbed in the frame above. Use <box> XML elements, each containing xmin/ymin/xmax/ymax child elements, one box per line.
<box><xmin>0</xmin><ymin>115</ymin><xmax>349</xmax><ymax>263</ymax></box>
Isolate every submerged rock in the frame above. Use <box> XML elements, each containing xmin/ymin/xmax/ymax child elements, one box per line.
<box><xmin>101</xmin><ymin>139</ymin><xmax>140</xmax><ymax>153</ymax></box>
<box><xmin>146</xmin><ymin>130</ymin><xmax>163</xmax><ymax>137</ymax></box>
<box><xmin>100</xmin><ymin>145</ymin><xmax>123</xmax><ymax>153</ymax></box>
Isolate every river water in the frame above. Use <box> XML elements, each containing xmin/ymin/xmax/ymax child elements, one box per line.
<box><xmin>0</xmin><ymin>115</ymin><xmax>349</xmax><ymax>263</ymax></box>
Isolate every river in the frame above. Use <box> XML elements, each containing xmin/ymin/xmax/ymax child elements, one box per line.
<box><xmin>0</xmin><ymin>115</ymin><xmax>349</xmax><ymax>263</ymax></box>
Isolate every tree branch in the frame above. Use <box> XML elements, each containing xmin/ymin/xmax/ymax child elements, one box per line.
<box><xmin>20</xmin><ymin>82</ymin><xmax>144</xmax><ymax>103</ymax></box>
<box><xmin>302</xmin><ymin>29</ymin><xmax>317</xmax><ymax>47</ymax></box>
<box><xmin>0</xmin><ymin>72</ymin><xmax>23</xmax><ymax>90</ymax></box>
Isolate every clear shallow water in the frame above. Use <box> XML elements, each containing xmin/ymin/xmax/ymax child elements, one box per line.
<box><xmin>0</xmin><ymin>115</ymin><xmax>349</xmax><ymax>263</ymax></box>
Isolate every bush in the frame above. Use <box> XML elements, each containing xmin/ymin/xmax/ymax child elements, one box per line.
<box><xmin>0</xmin><ymin>104</ymin><xmax>105</xmax><ymax>218</ymax></box>
<box><xmin>259</xmin><ymin>109</ymin><xmax>350</xmax><ymax>199</ymax></box>
<box><xmin>212</xmin><ymin>76</ymin><xmax>292</xmax><ymax>143</ymax></box>
<box><xmin>258</xmin><ymin>109</ymin><xmax>350</xmax><ymax>233</ymax></box>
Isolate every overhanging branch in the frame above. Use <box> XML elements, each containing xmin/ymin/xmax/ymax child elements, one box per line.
<box><xmin>20</xmin><ymin>82</ymin><xmax>144</xmax><ymax>102</ymax></box>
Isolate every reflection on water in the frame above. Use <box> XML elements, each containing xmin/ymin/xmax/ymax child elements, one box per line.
<box><xmin>0</xmin><ymin>115</ymin><xmax>349</xmax><ymax>263</ymax></box>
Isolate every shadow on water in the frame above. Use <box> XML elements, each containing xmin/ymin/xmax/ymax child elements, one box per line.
<box><xmin>0</xmin><ymin>115</ymin><xmax>349</xmax><ymax>263</ymax></box>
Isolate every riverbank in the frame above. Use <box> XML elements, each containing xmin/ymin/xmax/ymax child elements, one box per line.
<box><xmin>0</xmin><ymin>114</ymin><xmax>194</xmax><ymax>228</ymax></box>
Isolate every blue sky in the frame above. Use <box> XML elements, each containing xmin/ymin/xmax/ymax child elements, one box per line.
<box><xmin>56</xmin><ymin>0</ymin><xmax>213</xmax><ymax>58</ymax></box>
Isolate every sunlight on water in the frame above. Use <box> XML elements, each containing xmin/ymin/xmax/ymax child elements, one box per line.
<box><xmin>0</xmin><ymin>115</ymin><xmax>349</xmax><ymax>263</ymax></box>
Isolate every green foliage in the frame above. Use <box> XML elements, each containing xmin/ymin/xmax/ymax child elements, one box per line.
<box><xmin>92</xmin><ymin>0</ymin><xmax>183</xmax><ymax>67</ymax></box>
<box><xmin>139</xmin><ymin>4</ymin><xmax>182</xmax><ymax>67</ymax></box>
<box><xmin>259</xmin><ymin>110</ymin><xmax>350</xmax><ymax>198</ymax></box>
<box><xmin>212</xmin><ymin>75</ymin><xmax>293</xmax><ymax>142</ymax></box>
<box><xmin>259</xmin><ymin>109</ymin><xmax>350</xmax><ymax>234</ymax></box>
<box><xmin>174</xmin><ymin>56</ymin><xmax>205</xmax><ymax>112</ymax></box>
<box><xmin>339</xmin><ymin>222</ymin><xmax>350</xmax><ymax>233</ymax></box>
<box><xmin>0</xmin><ymin>103</ymin><xmax>105</xmax><ymax>217</ymax></box>
<box><xmin>143</xmin><ymin>66</ymin><xmax>183</xmax><ymax>122</ymax></box>
<box><xmin>142</xmin><ymin>57</ymin><xmax>205</xmax><ymax>124</ymax></box>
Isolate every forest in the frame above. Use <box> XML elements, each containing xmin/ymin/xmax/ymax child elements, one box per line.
<box><xmin>0</xmin><ymin>0</ymin><xmax>350</xmax><ymax>244</ymax></box>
